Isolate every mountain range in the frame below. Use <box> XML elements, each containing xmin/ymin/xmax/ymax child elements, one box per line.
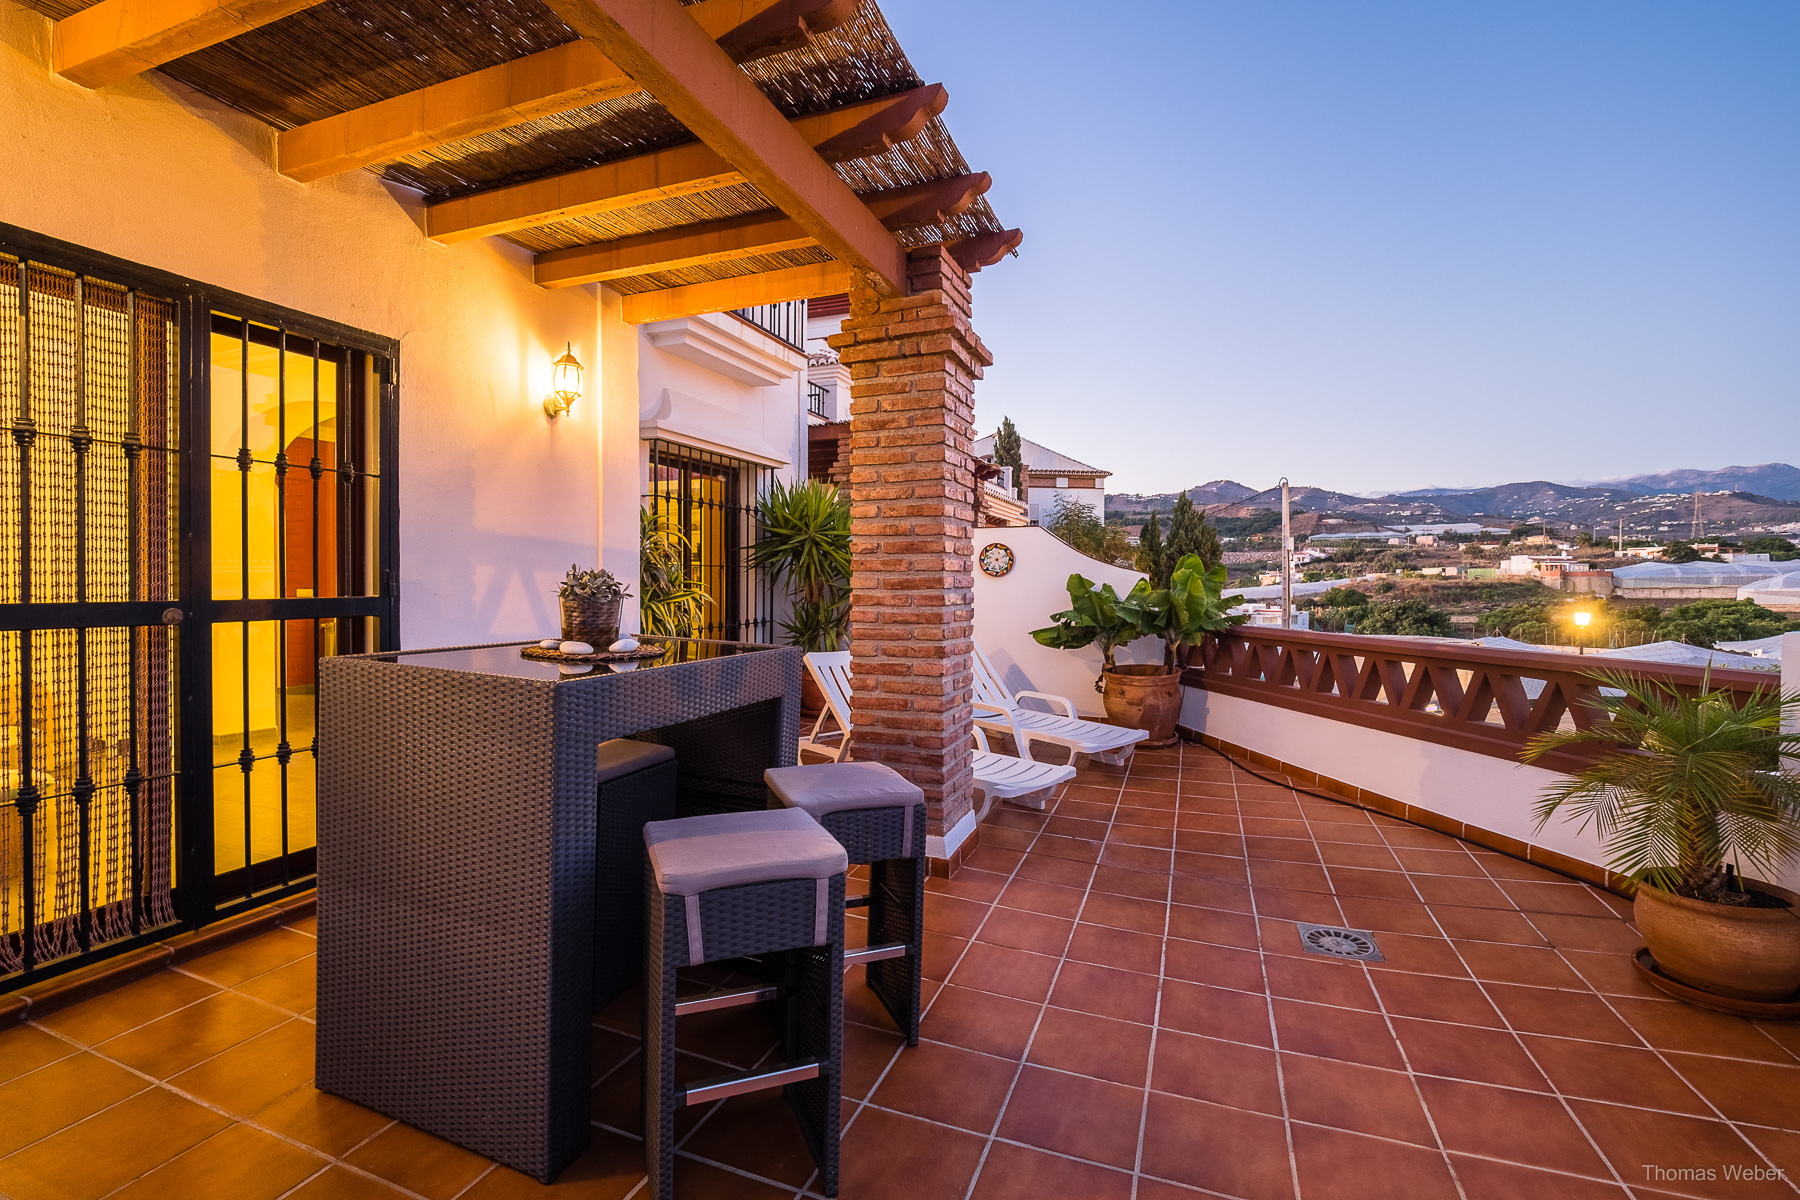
<box><xmin>1109</xmin><ymin>465</ymin><xmax>1800</xmax><ymax>536</ymax></box>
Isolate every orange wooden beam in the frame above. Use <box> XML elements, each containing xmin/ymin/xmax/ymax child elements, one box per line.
<box><xmin>425</xmin><ymin>85</ymin><xmax>948</xmax><ymax>245</ymax></box>
<box><xmin>276</xmin><ymin>0</ymin><xmax>855</xmax><ymax>183</ymax></box>
<box><xmin>532</xmin><ymin>175</ymin><xmax>989</xmax><ymax>289</ymax></box>
<box><xmin>536</xmin><ymin>0</ymin><xmax>908</xmax><ymax>294</ymax></box>
<box><xmin>53</xmin><ymin>0</ymin><xmax>327</xmax><ymax>89</ymax></box>
<box><xmin>619</xmin><ymin>261</ymin><xmax>855</xmax><ymax>323</ymax></box>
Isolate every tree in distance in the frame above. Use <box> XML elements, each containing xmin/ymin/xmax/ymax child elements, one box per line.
<box><xmin>992</xmin><ymin>417</ymin><xmax>1026</xmax><ymax>500</ymax></box>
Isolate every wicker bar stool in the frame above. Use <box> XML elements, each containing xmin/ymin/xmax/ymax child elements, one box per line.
<box><xmin>594</xmin><ymin>739</ymin><xmax>679</xmax><ymax>1010</ymax></box>
<box><xmin>642</xmin><ymin>808</ymin><xmax>849</xmax><ymax>1200</ymax></box>
<box><xmin>764</xmin><ymin>762</ymin><xmax>926</xmax><ymax>1045</ymax></box>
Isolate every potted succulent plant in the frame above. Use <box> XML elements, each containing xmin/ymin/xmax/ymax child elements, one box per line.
<box><xmin>1032</xmin><ymin>555</ymin><xmax>1243</xmax><ymax>746</ymax></box>
<box><xmin>1522</xmin><ymin>670</ymin><xmax>1800</xmax><ymax>1006</ymax></box>
<box><xmin>558</xmin><ymin>564</ymin><xmax>630</xmax><ymax>647</ymax></box>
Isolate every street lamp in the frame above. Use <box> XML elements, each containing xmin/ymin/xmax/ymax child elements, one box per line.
<box><xmin>1571</xmin><ymin>608</ymin><xmax>1591</xmax><ymax>655</ymax></box>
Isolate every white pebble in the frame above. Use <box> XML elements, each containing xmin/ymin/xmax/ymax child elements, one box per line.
<box><xmin>538</xmin><ymin>639</ymin><xmax>560</xmax><ymax>649</ymax></box>
<box><xmin>608</xmin><ymin>637</ymin><xmax>640</xmax><ymax>653</ymax></box>
<box><xmin>559</xmin><ymin>663</ymin><xmax>592</xmax><ymax>675</ymax></box>
<box><xmin>559</xmin><ymin>640</ymin><xmax>593</xmax><ymax>655</ymax></box>
<box><xmin>610</xmin><ymin>662</ymin><xmax>638</xmax><ymax>673</ymax></box>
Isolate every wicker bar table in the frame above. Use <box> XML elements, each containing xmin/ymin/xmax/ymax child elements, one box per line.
<box><xmin>314</xmin><ymin>638</ymin><xmax>802</xmax><ymax>1183</ymax></box>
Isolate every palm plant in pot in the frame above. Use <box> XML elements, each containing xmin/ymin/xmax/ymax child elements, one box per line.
<box><xmin>750</xmin><ymin>479</ymin><xmax>851</xmax><ymax>710</ymax></box>
<box><xmin>1522</xmin><ymin>670</ymin><xmax>1800</xmax><ymax>1008</ymax></box>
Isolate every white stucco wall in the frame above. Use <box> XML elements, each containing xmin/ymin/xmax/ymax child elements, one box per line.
<box><xmin>972</xmin><ymin>525</ymin><xmax>1162</xmax><ymax>716</ymax></box>
<box><xmin>1180</xmin><ymin>686</ymin><xmax>1800</xmax><ymax>892</ymax></box>
<box><xmin>1</xmin><ymin>0</ymin><xmax>604</xmax><ymax>648</ymax></box>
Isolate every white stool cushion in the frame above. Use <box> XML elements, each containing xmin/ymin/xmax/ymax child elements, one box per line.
<box><xmin>764</xmin><ymin>762</ymin><xmax>924</xmax><ymax>818</ymax></box>
<box><xmin>643</xmin><ymin>807</ymin><xmax>847</xmax><ymax>897</ymax></box>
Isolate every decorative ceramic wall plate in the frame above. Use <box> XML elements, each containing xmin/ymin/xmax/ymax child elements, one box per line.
<box><xmin>979</xmin><ymin>543</ymin><xmax>1015</xmax><ymax>577</ymax></box>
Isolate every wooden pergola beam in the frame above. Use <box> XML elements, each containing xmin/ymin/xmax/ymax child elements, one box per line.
<box><xmin>53</xmin><ymin>0</ymin><xmax>327</xmax><ymax>89</ymax></box>
<box><xmin>532</xmin><ymin>174</ymin><xmax>989</xmax><ymax>289</ymax></box>
<box><xmin>537</xmin><ymin>0</ymin><xmax>908</xmax><ymax>294</ymax></box>
<box><xmin>424</xmin><ymin>85</ymin><xmax>948</xmax><ymax>244</ymax></box>
<box><xmin>619</xmin><ymin>261</ymin><xmax>854</xmax><ymax>323</ymax></box>
<box><xmin>276</xmin><ymin>0</ymin><xmax>855</xmax><ymax>183</ymax></box>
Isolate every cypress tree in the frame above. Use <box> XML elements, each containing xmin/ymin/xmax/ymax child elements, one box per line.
<box><xmin>992</xmin><ymin>417</ymin><xmax>1026</xmax><ymax>499</ymax></box>
<box><xmin>1166</xmin><ymin>493</ymin><xmax>1224</xmax><ymax>572</ymax></box>
<box><xmin>1138</xmin><ymin>512</ymin><xmax>1168</xmax><ymax>588</ymax></box>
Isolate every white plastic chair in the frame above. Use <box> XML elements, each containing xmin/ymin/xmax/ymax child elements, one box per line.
<box><xmin>800</xmin><ymin>651</ymin><xmax>855</xmax><ymax>762</ymax></box>
<box><xmin>970</xmin><ymin>641</ymin><xmax>1147</xmax><ymax>766</ymax></box>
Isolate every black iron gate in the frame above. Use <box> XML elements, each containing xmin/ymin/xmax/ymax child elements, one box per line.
<box><xmin>0</xmin><ymin>224</ymin><xmax>399</xmax><ymax>989</ymax></box>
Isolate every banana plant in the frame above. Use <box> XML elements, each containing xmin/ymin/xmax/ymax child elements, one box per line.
<box><xmin>1116</xmin><ymin>554</ymin><xmax>1246</xmax><ymax>670</ymax></box>
<box><xmin>1031</xmin><ymin>574</ymin><xmax>1142</xmax><ymax>692</ymax></box>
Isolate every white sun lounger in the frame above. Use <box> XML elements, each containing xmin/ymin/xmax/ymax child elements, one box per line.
<box><xmin>802</xmin><ymin>651</ymin><xmax>1076</xmax><ymax>809</ymax></box>
<box><xmin>971</xmin><ymin>641</ymin><xmax>1148</xmax><ymax>766</ymax></box>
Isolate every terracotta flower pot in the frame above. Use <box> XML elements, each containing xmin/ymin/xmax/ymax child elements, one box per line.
<box><xmin>1634</xmin><ymin>879</ymin><xmax>1800</xmax><ymax>1002</ymax></box>
<box><xmin>1102</xmin><ymin>665</ymin><xmax>1182</xmax><ymax>748</ymax></box>
<box><xmin>800</xmin><ymin>671</ymin><xmax>827</xmax><ymax>720</ymax></box>
<box><xmin>560</xmin><ymin>595</ymin><xmax>623</xmax><ymax>648</ymax></box>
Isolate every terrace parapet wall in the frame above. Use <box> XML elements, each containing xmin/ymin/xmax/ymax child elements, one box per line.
<box><xmin>830</xmin><ymin>246</ymin><xmax>993</xmax><ymax>853</ymax></box>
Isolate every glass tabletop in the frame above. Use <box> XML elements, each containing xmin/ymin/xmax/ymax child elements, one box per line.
<box><xmin>366</xmin><ymin>639</ymin><xmax>775</xmax><ymax>682</ymax></box>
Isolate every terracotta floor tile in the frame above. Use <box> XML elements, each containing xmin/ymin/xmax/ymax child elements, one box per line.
<box><xmin>1311</xmin><ymin>821</ymin><xmax>1391</xmax><ymax>846</ymax></box>
<box><xmin>108</xmin><ymin>1121</ymin><xmax>326</xmax><ymax>1200</ymax></box>
<box><xmin>1115</xmin><ymin>803</ymin><xmax>1178</xmax><ymax>828</ymax></box>
<box><xmin>345</xmin><ymin>1119</ymin><xmax>494</xmax><ymax>1199</ymax></box>
<box><xmin>868</xmin><ymin>1040</ymin><xmax>1015</xmax><ymax>1132</ymax></box>
<box><xmin>0</xmin><ymin>1048</ymin><xmax>148</xmax><ymax>1156</ymax></box>
<box><xmin>963</xmin><ymin>845</ymin><xmax>1025</xmax><ymax>875</ymax></box>
<box><xmin>996</xmin><ymin>1065</ymin><xmax>1145</xmax><ymax>1169</ymax></box>
<box><xmin>1517</xmin><ymin>1035</ymin><xmax>1709</xmax><ymax>1115</ymax></box>
<box><xmin>1034</xmin><ymin>835</ymin><xmax>1105</xmax><ymax>865</ymax></box>
<box><xmin>1239</xmin><ymin>816</ymin><xmax>1309</xmax><ymax>839</ymax></box>
<box><xmin>921</xmin><ymin>984</ymin><xmax>1041</xmax><ymax>1060</ymax></box>
<box><xmin>1561</xmin><ymin>950</ymin><xmax>1669</xmax><ymax>1001</ymax></box>
<box><xmin>1109</xmin><ymin>824</ymin><xmax>1176</xmax><ymax>850</ymax></box>
<box><xmin>1318</xmin><ymin>842</ymin><xmax>1404</xmax><ymax>871</ymax></box>
<box><xmin>676</xmin><ymin>1088</ymin><xmax>819</xmax><ymax>1187</ymax></box>
<box><xmin>982</xmin><ymin>826</ymin><xmax>1038</xmax><ymax>853</ymax></box>
<box><xmin>928</xmin><ymin>868</ymin><xmax>1008</xmax><ymax>905</ymax></box>
<box><xmin>967</xmin><ymin>1140</ymin><xmax>1134</xmax><ymax>1200</ymax></box>
<box><xmin>1290</xmin><ymin>1124</ymin><xmax>1459</xmax><ymax>1200</ymax></box>
<box><xmin>1337</xmin><ymin>896</ymin><xmax>1443</xmax><ymax>936</ymax></box>
<box><xmin>1370</xmin><ymin>971</ymin><xmax>1504</xmax><ymax>1027</ymax></box>
<box><xmin>1501</xmin><ymin>881</ymin><xmax>1618</xmax><ymax>918</ymax></box>
<box><xmin>1152</xmin><ymin>1029</ymin><xmax>1282</xmax><ymax>1115</ymax></box>
<box><xmin>1169</xmin><ymin>874</ymin><xmax>1254</xmax><ymax>913</ymax></box>
<box><xmin>1416</xmin><ymin>1076</ymin><xmax>1609</xmax><ymax>1177</ymax></box>
<box><xmin>1270</xmin><ymin>999</ymin><xmax>1405</xmax><ymax>1070</ymax></box>
<box><xmin>1152</xmin><ymin>976</ymin><xmax>1269</xmax><ymax>1043</ymax></box>
<box><xmin>1243</xmin><ymin>835</ymin><xmax>1320</xmax><ymax>864</ymax></box>
<box><xmin>1282</xmin><ymin>1053</ymin><xmax>1436</xmax><ymax>1145</ymax></box>
<box><xmin>1250</xmin><ymin>887</ymin><xmax>1345</xmax><ymax>924</ymax></box>
<box><xmin>841</xmin><ymin>1020</ymin><xmax>905</xmax><ymax>1101</ymax></box>
<box><xmin>1080</xmin><ymin>890</ymin><xmax>1168</xmax><ymax>935</ymax></box>
<box><xmin>1567</xmin><ymin>1100</ymin><xmax>1774</xmax><ymax>1198</ymax></box>
<box><xmin>1090</xmin><ymin>864</ymin><xmax>1169</xmax><ymax>900</ymax></box>
<box><xmin>1326</xmin><ymin>866</ymin><xmax>1422</xmax><ymax>902</ymax></box>
<box><xmin>171</xmin><ymin>1016</ymin><xmax>315</xmax><ymax>1118</ymax></box>
<box><xmin>1736</xmin><ymin>1125</ymin><xmax>1800</xmax><ymax>1188</ymax></box>
<box><xmin>666</xmin><ymin>1159</ymin><xmax>793</xmax><ymax>1200</ymax></box>
<box><xmin>1666</xmin><ymin>1052</ymin><xmax>1800</xmax><ymax>1128</ymax></box>
<box><xmin>1457</xmin><ymin>941</ymin><xmax>1589</xmax><ymax>989</ymax></box>
<box><xmin>1044</xmin><ymin>815</ymin><xmax>1109</xmax><ymax>841</ymax></box>
<box><xmin>947</xmin><ymin>942</ymin><xmax>1060</xmax><ymax>1004</ymax></box>
<box><xmin>1012</xmin><ymin>854</ymin><xmax>1095</xmax><ymax>891</ymax></box>
<box><xmin>1391</xmin><ymin>1016</ymin><xmax>1548</xmax><ymax>1089</ymax></box>
<box><xmin>0</xmin><ymin>1023</ymin><xmax>76</xmax><ymax>1085</ymax></box>
<box><xmin>0</xmin><ymin>1083</ymin><xmax>230</xmax><ymax>1200</ymax></box>
<box><xmin>1163</xmin><ymin>938</ymin><xmax>1264</xmax><ymax>992</ymax></box>
<box><xmin>96</xmin><ymin>990</ymin><xmax>290</xmax><ymax>1079</ymax></box>
<box><xmin>1381</xmin><ymin>825</ymin><xmax>1459</xmax><ymax>849</ymax></box>
<box><xmin>1049</xmin><ymin>959</ymin><xmax>1160</xmax><ymax>1026</ymax></box>
<box><xmin>1066</xmin><ymin>922</ymin><xmax>1163</xmax><ymax>974</ymax></box>
<box><xmin>1485</xmin><ymin>984</ymin><xmax>1641</xmax><ymax>1045</ymax></box>
<box><xmin>284</xmin><ymin>1166</ymin><xmax>419</xmax><ymax>1199</ymax></box>
<box><xmin>975</xmin><ymin>906</ymin><xmax>1074</xmax><ymax>957</ymax></box>
<box><xmin>1361</xmin><ymin>931</ymin><xmax>1473</xmax><ymax>979</ymax></box>
<box><xmin>1394</xmin><ymin>846</ymin><xmax>1485</xmax><ymax>877</ymax></box>
<box><xmin>995</xmin><ymin>878</ymin><xmax>1084</xmax><ymax>920</ymax></box>
<box><xmin>35</xmin><ymin>970</ymin><xmax>221</xmax><ymax>1047</ymax></box>
<box><xmin>1754</xmin><ymin>1019</ymin><xmax>1800</xmax><ymax>1063</ymax></box>
<box><xmin>1166</xmin><ymin>903</ymin><xmax>1259</xmax><ymax>949</ymax></box>
<box><xmin>1098</xmin><ymin>842</ymin><xmax>1173</xmax><ymax>874</ymax></box>
<box><xmin>1054</xmin><ymin>800</ymin><xmax>1118</xmax><ymax>822</ymax></box>
<box><xmin>1249</xmin><ymin>860</ymin><xmax>1334</xmax><ymax>894</ymax></box>
<box><xmin>1430</xmin><ymin>904</ymin><xmax>1550</xmax><ymax>946</ymax></box>
<box><xmin>251</xmin><ymin>1086</ymin><xmax>393</xmax><ymax>1157</ymax></box>
<box><xmin>1609</xmin><ymin>997</ymin><xmax>1795</xmax><ymax>1064</ymax></box>
<box><xmin>1140</xmin><ymin>1091</ymin><xmax>1295</xmax><ymax>1200</ymax></box>
<box><xmin>1263</xmin><ymin>954</ymin><xmax>1380</xmax><ymax>1011</ymax></box>
<box><xmin>921</xmin><ymin>933</ymin><xmax>969</xmax><ymax>982</ymax></box>
<box><xmin>1528</xmin><ymin>914</ymin><xmax>1644</xmax><ymax>954</ymax></box>
<box><xmin>1170</xmin><ymin>850</ymin><xmax>1250</xmax><ymax>884</ymax></box>
<box><xmin>924</xmin><ymin>893</ymin><xmax>992</xmax><ymax>939</ymax></box>
<box><xmin>181</xmin><ymin>929</ymin><xmax>317</xmax><ymax>988</ymax></box>
<box><xmin>1449</xmin><ymin>1156</ymin><xmax>1629</xmax><ymax>1199</ymax></box>
<box><xmin>235</xmin><ymin>955</ymin><xmax>318</xmax><ymax>1015</ymax></box>
<box><xmin>1027</xmin><ymin>1006</ymin><xmax>1152</xmax><ymax>1087</ymax></box>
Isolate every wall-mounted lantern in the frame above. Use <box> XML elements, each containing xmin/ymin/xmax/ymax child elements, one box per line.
<box><xmin>543</xmin><ymin>343</ymin><xmax>583</xmax><ymax>418</ymax></box>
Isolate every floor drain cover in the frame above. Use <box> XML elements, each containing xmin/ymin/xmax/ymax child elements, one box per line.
<box><xmin>1295</xmin><ymin>923</ymin><xmax>1384</xmax><ymax>963</ymax></box>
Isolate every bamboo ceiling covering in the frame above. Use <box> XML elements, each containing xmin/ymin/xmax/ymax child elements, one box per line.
<box><xmin>17</xmin><ymin>0</ymin><xmax>1009</xmax><ymax>290</ymax></box>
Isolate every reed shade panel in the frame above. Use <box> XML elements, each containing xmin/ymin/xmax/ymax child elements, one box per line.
<box><xmin>0</xmin><ymin>255</ymin><xmax>182</xmax><ymax>978</ymax></box>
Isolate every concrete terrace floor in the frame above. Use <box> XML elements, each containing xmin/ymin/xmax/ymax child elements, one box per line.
<box><xmin>2</xmin><ymin>744</ymin><xmax>1799</xmax><ymax>1199</ymax></box>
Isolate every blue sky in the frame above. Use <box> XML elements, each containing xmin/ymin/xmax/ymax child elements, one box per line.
<box><xmin>883</xmin><ymin>1</ymin><xmax>1800</xmax><ymax>496</ymax></box>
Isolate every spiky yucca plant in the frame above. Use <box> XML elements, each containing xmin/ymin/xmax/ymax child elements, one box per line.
<box><xmin>750</xmin><ymin>479</ymin><xmax>851</xmax><ymax>652</ymax></box>
<box><xmin>1522</xmin><ymin>670</ymin><xmax>1800</xmax><ymax>903</ymax></box>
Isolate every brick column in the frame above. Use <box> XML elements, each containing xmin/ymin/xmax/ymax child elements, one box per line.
<box><xmin>827</xmin><ymin>246</ymin><xmax>992</xmax><ymax>870</ymax></box>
